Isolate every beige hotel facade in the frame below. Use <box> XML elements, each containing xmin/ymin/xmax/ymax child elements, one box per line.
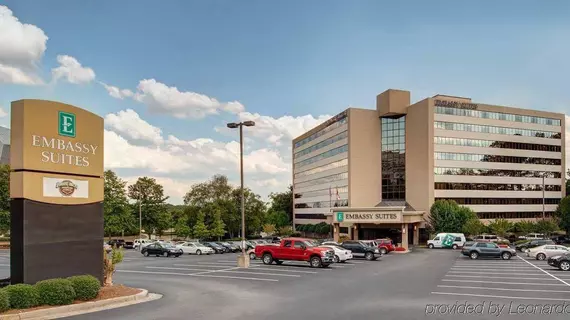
<box><xmin>292</xmin><ymin>89</ymin><xmax>565</xmax><ymax>249</ymax></box>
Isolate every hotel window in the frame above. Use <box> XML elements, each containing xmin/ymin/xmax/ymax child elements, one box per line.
<box><xmin>294</xmin><ymin>159</ymin><xmax>348</xmax><ymax>179</ymax></box>
<box><xmin>381</xmin><ymin>116</ymin><xmax>405</xmax><ymax>200</ymax></box>
<box><xmin>294</xmin><ymin>131</ymin><xmax>348</xmax><ymax>160</ymax></box>
<box><xmin>295</xmin><ymin>145</ymin><xmax>348</xmax><ymax>168</ymax></box>
<box><xmin>434</xmin><ymin>167</ymin><xmax>561</xmax><ymax>179</ymax></box>
<box><xmin>434</xmin><ymin>121</ymin><xmax>561</xmax><ymax>139</ymax></box>
<box><xmin>434</xmin><ymin>106</ymin><xmax>561</xmax><ymax>126</ymax></box>
<box><xmin>434</xmin><ymin>152</ymin><xmax>561</xmax><ymax>165</ymax></box>
<box><xmin>433</xmin><ymin>137</ymin><xmax>561</xmax><ymax>152</ymax></box>
<box><xmin>434</xmin><ymin>182</ymin><xmax>561</xmax><ymax>191</ymax></box>
<box><xmin>294</xmin><ymin>114</ymin><xmax>347</xmax><ymax>148</ymax></box>
<box><xmin>434</xmin><ymin>198</ymin><xmax>561</xmax><ymax>205</ymax></box>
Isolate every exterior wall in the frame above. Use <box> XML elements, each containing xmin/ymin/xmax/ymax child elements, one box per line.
<box><xmin>405</xmin><ymin>99</ymin><xmax>432</xmax><ymax>212</ymax></box>
<box><xmin>348</xmin><ymin>108</ymin><xmax>381</xmax><ymax>207</ymax></box>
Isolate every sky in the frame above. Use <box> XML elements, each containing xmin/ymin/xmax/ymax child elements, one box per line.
<box><xmin>1</xmin><ymin>1</ymin><xmax>569</xmax><ymax>204</ymax></box>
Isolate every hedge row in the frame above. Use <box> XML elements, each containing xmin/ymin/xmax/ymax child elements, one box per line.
<box><xmin>0</xmin><ymin>275</ymin><xmax>100</xmax><ymax>312</ymax></box>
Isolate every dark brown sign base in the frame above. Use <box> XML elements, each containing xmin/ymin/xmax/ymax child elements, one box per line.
<box><xmin>10</xmin><ymin>199</ymin><xmax>104</xmax><ymax>284</ymax></box>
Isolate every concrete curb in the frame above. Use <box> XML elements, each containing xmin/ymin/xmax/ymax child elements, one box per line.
<box><xmin>1</xmin><ymin>288</ymin><xmax>161</xmax><ymax>320</ymax></box>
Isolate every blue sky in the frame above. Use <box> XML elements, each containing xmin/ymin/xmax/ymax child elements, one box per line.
<box><xmin>1</xmin><ymin>1</ymin><xmax>569</xmax><ymax>203</ymax></box>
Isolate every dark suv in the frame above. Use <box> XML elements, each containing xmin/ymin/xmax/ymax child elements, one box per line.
<box><xmin>340</xmin><ymin>241</ymin><xmax>380</xmax><ymax>261</ymax></box>
<box><xmin>516</xmin><ymin>239</ymin><xmax>555</xmax><ymax>252</ymax></box>
<box><xmin>461</xmin><ymin>242</ymin><xmax>517</xmax><ymax>260</ymax></box>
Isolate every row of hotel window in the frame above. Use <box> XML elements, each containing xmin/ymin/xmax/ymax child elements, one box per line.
<box><xmin>434</xmin><ymin>106</ymin><xmax>561</xmax><ymax>126</ymax></box>
<box><xmin>294</xmin><ymin>199</ymin><xmax>349</xmax><ymax>209</ymax></box>
<box><xmin>434</xmin><ymin>182</ymin><xmax>561</xmax><ymax>191</ymax></box>
<box><xmin>294</xmin><ymin>131</ymin><xmax>347</xmax><ymax>160</ymax></box>
<box><xmin>434</xmin><ymin>152</ymin><xmax>561</xmax><ymax>165</ymax></box>
<box><xmin>294</xmin><ymin>171</ymin><xmax>348</xmax><ymax>189</ymax></box>
<box><xmin>294</xmin><ymin>186</ymin><xmax>348</xmax><ymax>199</ymax></box>
<box><xmin>434</xmin><ymin>137</ymin><xmax>561</xmax><ymax>152</ymax></box>
<box><xmin>295</xmin><ymin>159</ymin><xmax>347</xmax><ymax>179</ymax></box>
<box><xmin>434</xmin><ymin>167</ymin><xmax>562</xmax><ymax>178</ymax></box>
<box><xmin>435</xmin><ymin>198</ymin><xmax>561</xmax><ymax>205</ymax></box>
<box><xmin>477</xmin><ymin>212</ymin><xmax>554</xmax><ymax>219</ymax></box>
<box><xmin>295</xmin><ymin>144</ymin><xmax>348</xmax><ymax>168</ymax></box>
<box><xmin>434</xmin><ymin>121</ymin><xmax>561</xmax><ymax>139</ymax></box>
<box><xmin>294</xmin><ymin>211</ymin><xmax>557</xmax><ymax>221</ymax></box>
<box><xmin>294</xmin><ymin>116</ymin><xmax>347</xmax><ymax>148</ymax></box>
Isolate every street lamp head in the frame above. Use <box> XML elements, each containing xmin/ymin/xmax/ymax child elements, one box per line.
<box><xmin>243</xmin><ymin>120</ymin><xmax>255</xmax><ymax>127</ymax></box>
<box><xmin>227</xmin><ymin>122</ymin><xmax>239</xmax><ymax>129</ymax></box>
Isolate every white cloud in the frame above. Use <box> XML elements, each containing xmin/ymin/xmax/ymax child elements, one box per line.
<box><xmin>51</xmin><ymin>55</ymin><xmax>96</xmax><ymax>84</ymax></box>
<box><xmin>104</xmin><ymin>109</ymin><xmax>163</xmax><ymax>145</ymax></box>
<box><xmin>133</xmin><ymin>79</ymin><xmax>245</xmax><ymax>118</ymax></box>
<box><xmin>0</xmin><ymin>5</ymin><xmax>48</xmax><ymax>85</ymax></box>
<box><xmin>0</xmin><ymin>106</ymin><xmax>7</xmax><ymax>118</ymax></box>
<box><xmin>100</xmin><ymin>82</ymin><xmax>134</xmax><ymax>99</ymax></box>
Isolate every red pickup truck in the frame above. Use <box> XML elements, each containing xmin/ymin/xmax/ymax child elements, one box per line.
<box><xmin>254</xmin><ymin>238</ymin><xmax>335</xmax><ymax>268</ymax></box>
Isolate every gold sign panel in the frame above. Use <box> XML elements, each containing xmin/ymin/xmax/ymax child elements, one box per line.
<box><xmin>334</xmin><ymin>211</ymin><xmax>402</xmax><ymax>224</ymax></box>
<box><xmin>10</xmin><ymin>171</ymin><xmax>103</xmax><ymax>205</ymax></box>
<box><xmin>11</xmin><ymin>100</ymin><xmax>104</xmax><ymax>178</ymax></box>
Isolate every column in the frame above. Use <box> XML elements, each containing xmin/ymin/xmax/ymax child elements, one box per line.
<box><xmin>353</xmin><ymin>224</ymin><xmax>359</xmax><ymax>240</ymax></box>
<box><xmin>401</xmin><ymin>223</ymin><xmax>409</xmax><ymax>249</ymax></box>
<box><xmin>413</xmin><ymin>223</ymin><xmax>419</xmax><ymax>246</ymax></box>
<box><xmin>333</xmin><ymin>224</ymin><xmax>340</xmax><ymax>243</ymax></box>
<box><xmin>348</xmin><ymin>225</ymin><xmax>353</xmax><ymax>240</ymax></box>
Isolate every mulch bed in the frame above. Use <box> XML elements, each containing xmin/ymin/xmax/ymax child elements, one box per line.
<box><xmin>1</xmin><ymin>285</ymin><xmax>141</xmax><ymax>315</ymax></box>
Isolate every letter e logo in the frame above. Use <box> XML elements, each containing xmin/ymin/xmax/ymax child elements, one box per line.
<box><xmin>59</xmin><ymin>111</ymin><xmax>76</xmax><ymax>138</ymax></box>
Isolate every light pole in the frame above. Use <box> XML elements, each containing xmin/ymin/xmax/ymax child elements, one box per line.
<box><xmin>542</xmin><ymin>173</ymin><xmax>546</xmax><ymax>219</ymax></box>
<box><xmin>227</xmin><ymin>120</ymin><xmax>255</xmax><ymax>268</ymax></box>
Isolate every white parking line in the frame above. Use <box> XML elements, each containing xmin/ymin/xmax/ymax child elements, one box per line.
<box><xmin>432</xmin><ymin>292</ymin><xmax>570</xmax><ymax>302</ymax></box>
<box><xmin>116</xmin><ymin>269</ymin><xmax>279</xmax><ymax>282</ymax></box>
<box><xmin>517</xmin><ymin>256</ymin><xmax>570</xmax><ymax>287</ymax></box>
<box><xmin>0</xmin><ymin>264</ymin><xmax>9</xmax><ymax>267</ymax></box>
<box><xmin>442</xmin><ymin>279</ymin><xmax>569</xmax><ymax>286</ymax></box>
<box><xmin>451</xmin><ymin>266</ymin><xmax>535</xmax><ymax>269</ymax></box>
<box><xmin>117</xmin><ymin>270</ymin><xmax>191</xmax><ymax>276</ymax></box>
<box><xmin>173</xmin><ymin>264</ymin><xmax>245</xmax><ymax>269</ymax></box>
<box><xmin>146</xmin><ymin>266</ymin><xmax>231</xmax><ymax>272</ymax></box>
<box><xmin>438</xmin><ymin>285</ymin><xmax>570</xmax><ymax>293</ymax></box>
<box><xmin>218</xmin><ymin>270</ymin><xmax>301</xmax><ymax>277</ymax></box>
<box><xmin>445</xmin><ymin>275</ymin><xmax>558</xmax><ymax>280</ymax></box>
<box><xmin>243</xmin><ymin>267</ymin><xmax>318</xmax><ymax>274</ymax></box>
<box><xmin>191</xmin><ymin>267</ymin><xmax>241</xmax><ymax>275</ymax></box>
<box><xmin>447</xmin><ymin>271</ymin><xmax>543</xmax><ymax>275</ymax></box>
<box><xmin>191</xmin><ymin>274</ymin><xmax>279</xmax><ymax>282</ymax></box>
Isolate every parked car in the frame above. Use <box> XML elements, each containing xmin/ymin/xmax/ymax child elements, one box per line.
<box><xmin>547</xmin><ymin>253</ymin><xmax>570</xmax><ymax>271</ymax></box>
<box><xmin>108</xmin><ymin>239</ymin><xmax>125</xmax><ymax>248</ymax></box>
<box><xmin>375</xmin><ymin>238</ymin><xmax>395</xmax><ymax>254</ymax></box>
<box><xmin>216</xmin><ymin>242</ymin><xmax>233</xmax><ymax>253</ymax></box>
<box><xmin>247</xmin><ymin>248</ymin><xmax>256</xmax><ymax>260</ymax></box>
<box><xmin>516</xmin><ymin>239</ymin><xmax>555</xmax><ymax>252</ymax></box>
<box><xmin>123</xmin><ymin>241</ymin><xmax>135</xmax><ymax>249</ymax></box>
<box><xmin>176</xmin><ymin>242</ymin><xmax>214</xmax><ymax>255</ymax></box>
<box><xmin>141</xmin><ymin>243</ymin><xmax>183</xmax><ymax>257</ymax></box>
<box><xmin>221</xmin><ymin>242</ymin><xmax>240</xmax><ymax>252</ymax></box>
<box><xmin>134</xmin><ymin>239</ymin><xmax>151</xmax><ymax>249</ymax></box>
<box><xmin>203</xmin><ymin>242</ymin><xmax>226</xmax><ymax>254</ymax></box>
<box><xmin>103</xmin><ymin>242</ymin><xmax>112</xmax><ymax>253</ymax></box>
<box><xmin>551</xmin><ymin>235</ymin><xmax>570</xmax><ymax>245</ymax></box>
<box><xmin>340</xmin><ymin>240</ymin><xmax>380</xmax><ymax>261</ymax></box>
<box><xmin>360</xmin><ymin>240</ymin><xmax>378</xmax><ymax>247</ymax></box>
<box><xmin>254</xmin><ymin>237</ymin><xmax>335</xmax><ymax>268</ymax></box>
<box><xmin>461</xmin><ymin>242</ymin><xmax>517</xmax><ymax>260</ymax></box>
<box><xmin>262</xmin><ymin>236</ymin><xmax>282</xmax><ymax>244</ymax></box>
<box><xmin>427</xmin><ymin>233</ymin><xmax>466</xmax><ymax>249</ymax></box>
<box><xmin>527</xmin><ymin>244</ymin><xmax>570</xmax><ymax>260</ymax></box>
<box><xmin>320</xmin><ymin>244</ymin><xmax>352</xmax><ymax>263</ymax></box>
<box><xmin>472</xmin><ymin>234</ymin><xmax>510</xmax><ymax>244</ymax></box>
<box><xmin>523</xmin><ymin>233</ymin><xmax>546</xmax><ymax>240</ymax></box>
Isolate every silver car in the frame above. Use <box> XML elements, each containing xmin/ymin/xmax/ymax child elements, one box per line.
<box><xmin>527</xmin><ymin>245</ymin><xmax>570</xmax><ymax>260</ymax></box>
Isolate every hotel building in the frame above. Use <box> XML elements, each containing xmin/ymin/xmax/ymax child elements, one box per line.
<box><xmin>292</xmin><ymin>89</ymin><xmax>565</xmax><ymax>248</ymax></box>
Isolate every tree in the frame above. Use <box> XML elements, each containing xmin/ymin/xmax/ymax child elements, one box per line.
<box><xmin>265</xmin><ymin>209</ymin><xmax>289</xmax><ymax>228</ymax></box>
<box><xmin>427</xmin><ymin>200</ymin><xmax>478</xmax><ymax>233</ymax></box>
<box><xmin>555</xmin><ymin>196</ymin><xmax>570</xmax><ymax>233</ymax></box>
<box><xmin>278</xmin><ymin>226</ymin><xmax>293</xmax><ymax>236</ymax></box>
<box><xmin>192</xmin><ymin>212</ymin><xmax>210</xmax><ymax>239</ymax></box>
<box><xmin>268</xmin><ymin>185</ymin><xmax>293</xmax><ymax>223</ymax></box>
<box><xmin>0</xmin><ymin>211</ymin><xmax>9</xmax><ymax>236</ymax></box>
<box><xmin>103</xmin><ymin>246</ymin><xmax>124</xmax><ymax>287</ymax></box>
<box><xmin>462</xmin><ymin>218</ymin><xmax>484</xmax><ymax>236</ymax></box>
<box><xmin>262</xmin><ymin>224</ymin><xmax>276</xmax><ymax>235</ymax></box>
<box><xmin>128</xmin><ymin>177</ymin><xmax>169</xmax><ymax>236</ymax></box>
<box><xmin>174</xmin><ymin>216</ymin><xmax>192</xmax><ymax>239</ymax></box>
<box><xmin>513</xmin><ymin>220</ymin><xmax>537</xmax><ymax>235</ymax></box>
<box><xmin>209</xmin><ymin>210</ymin><xmax>226</xmax><ymax>240</ymax></box>
<box><xmin>103</xmin><ymin>170</ymin><xmax>136</xmax><ymax>238</ymax></box>
<box><xmin>0</xmin><ymin>164</ymin><xmax>9</xmax><ymax>212</ymax></box>
<box><xmin>154</xmin><ymin>210</ymin><xmax>172</xmax><ymax>238</ymax></box>
<box><xmin>566</xmin><ymin>169</ymin><xmax>570</xmax><ymax>196</ymax></box>
<box><xmin>488</xmin><ymin>219</ymin><xmax>513</xmax><ymax>238</ymax></box>
<box><xmin>535</xmin><ymin>218</ymin><xmax>559</xmax><ymax>236</ymax></box>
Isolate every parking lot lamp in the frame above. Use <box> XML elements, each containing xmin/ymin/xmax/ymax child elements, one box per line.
<box><xmin>227</xmin><ymin>121</ymin><xmax>255</xmax><ymax>267</ymax></box>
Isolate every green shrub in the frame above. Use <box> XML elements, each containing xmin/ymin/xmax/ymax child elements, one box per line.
<box><xmin>515</xmin><ymin>240</ymin><xmax>529</xmax><ymax>245</ymax></box>
<box><xmin>67</xmin><ymin>275</ymin><xmax>100</xmax><ymax>301</ymax></box>
<box><xmin>4</xmin><ymin>284</ymin><xmax>39</xmax><ymax>309</ymax></box>
<box><xmin>35</xmin><ymin>278</ymin><xmax>76</xmax><ymax>306</ymax></box>
<box><xmin>0</xmin><ymin>289</ymin><xmax>9</xmax><ymax>312</ymax></box>
<box><xmin>290</xmin><ymin>232</ymin><xmax>302</xmax><ymax>237</ymax></box>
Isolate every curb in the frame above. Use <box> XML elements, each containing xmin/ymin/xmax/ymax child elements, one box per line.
<box><xmin>2</xmin><ymin>288</ymin><xmax>159</xmax><ymax>320</ymax></box>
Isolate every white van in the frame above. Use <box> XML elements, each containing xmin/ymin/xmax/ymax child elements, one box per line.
<box><xmin>133</xmin><ymin>239</ymin><xmax>151</xmax><ymax>249</ymax></box>
<box><xmin>427</xmin><ymin>233</ymin><xmax>466</xmax><ymax>249</ymax></box>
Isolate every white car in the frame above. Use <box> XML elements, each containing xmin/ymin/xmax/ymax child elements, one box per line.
<box><xmin>176</xmin><ymin>242</ymin><xmax>214</xmax><ymax>255</ymax></box>
<box><xmin>133</xmin><ymin>239</ymin><xmax>151</xmax><ymax>250</ymax></box>
<box><xmin>526</xmin><ymin>244</ymin><xmax>570</xmax><ymax>260</ymax></box>
<box><xmin>320</xmin><ymin>245</ymin><xmax>353</xmax><ymax>263</ymax></box>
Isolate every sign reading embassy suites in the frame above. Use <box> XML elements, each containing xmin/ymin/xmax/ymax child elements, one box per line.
<box><xmin>335</xmin><ymin>212</ymin><xmax>401</xmax><ymax>223</ymax></box>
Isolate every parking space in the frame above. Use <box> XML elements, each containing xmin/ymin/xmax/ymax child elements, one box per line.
<box><xmin>431</xmin><ymin>253</ymin><xmax>570</xmax><ymax>303</ymax></box>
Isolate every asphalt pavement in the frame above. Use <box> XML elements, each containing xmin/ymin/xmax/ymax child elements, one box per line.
<box><xmin>1</xmin><ymin>248</ymin><xmax>570</xmax><ymax>319</ymax></box>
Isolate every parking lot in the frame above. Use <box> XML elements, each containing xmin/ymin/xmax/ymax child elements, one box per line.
<box><xmin>2</xmin><ymin>248</ymin><xmax>570</xmax><ymax>319</ymax></box>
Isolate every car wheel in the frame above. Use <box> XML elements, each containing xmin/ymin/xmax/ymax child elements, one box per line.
<box><xmin>428</xmin><ymin>244</ymin><xmax>434</xmax><ymax>249</ymax></box>
<box><xmin>470</xmin><ymin>251</ymin><xmax>479</xmax><ymax>260</ymax></box>
<box><xmin>163</xmin><ymin>252</ymin><xmax>169</xmax><ymax>257</ymax></box>
<box><xmin>365</xmin><ymin>252</ymin><xmax>374</xmax><ymax>261</ymax></box>
<box><xmin>143</xmin><ymin>251</ymin><xmax>149</xmax><ymax>257</ymax></box>
<box><xmin>334</xmin><ymin>255</ymin><xmax>340</xmax><ymax>263</ymax></box>
<box><xmin>559</xmin><ymin>261</ymin><xmax>570</xmax><ymax>271</ymax></box>
<box><xmin>537</xmin><ymin>253</ymin><xmax>546</xmax><ymax>261</ymax></box>
<box><xmin>501</xmin><ymin>252</ymin><xmax>512</xmax><ymax>260</ymax></box>
<box><xmin>310</xmin><ymin>256</ymin><xmax>322</xmax><ymax>268</ymax></box>
<box><xmin>380</xmin><ymin>248</ymin><xmax>387</xmax><ymax>255</ymax></box>
<box><xmin>452</xmin><ymin>244</ymin><xmax>458</xmax><ymax>250</ymax></box>
<box><xmin>196</xmin><ymin>249</ymin><xmax>202</xmax><ymax>255</ymax></box>
<box><xmin>262</xmin><ymin>253</ymin><xmax>273</xmax><ymax>265</ymax></box>
<box><xmin>249</xmin><ymin>252</ymin><xmax>256</xmax><ymax>260</ymax></box>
